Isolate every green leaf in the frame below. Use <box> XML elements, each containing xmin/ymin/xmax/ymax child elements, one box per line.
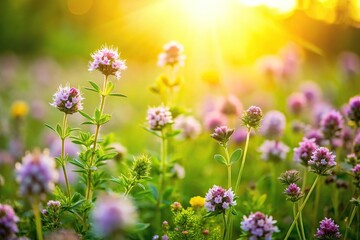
<box><xmin>78</xmin><ymin>110</ymin><xmax>93</xmax><ymax>121</ymax></box>
<box><xmin>109</xmin><ymin>93</ymin><xmax>127</xmax><ymax>97</ymax></box>
<box><xmin>105</xmin><ymin>81</ymin><xmax>114</xmax><ymax>95</ymax></box>
<box><xmin>56</xmin><ymin>124</ymin><xmax>62</xmax><ymax>137</ymax></box>
<box><xmin>230</xmin><ymin>148</ymin><xmax>243</xmax><ymax>165</ymax></box>
<box><xmin>142</xmin><ymin>126</ymin><xmax>161</xmax><ymax>138</ymax></box>
<box><xmin>84</xmin><ymin>87</ymin><xmax>98</xmax><ymax>93</ymax></box>
<box><xmin>44</xmin><ymin>123</ymin><xmax>56</xmax><ymax>132</ymax></box>
<box><xmin>88</xmin><ymin>81</ymin><xmax>101</xmax><ymax>92</ymax></box>
<box><xmin>214</xmin><ymin>154</ymin><xmax>227</xmax><ymax>166</ymax></box>
<box><xmin>81</xmin><ymin>121</ymin><xmax>94</xmax><ymax>125</ymax></box>
<box><xmin>130</xmin><ymin>223</ymin><xmax>150</xmax><ymax>232</ymax></box>
<box><xmin>231</xmin><ymin>207</ymin><xmax>238</xmax><ymax>215</ymax></box>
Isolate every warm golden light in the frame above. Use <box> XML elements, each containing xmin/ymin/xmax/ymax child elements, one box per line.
<box><xmin>239</xmin><ymin>0</ymin><xmax>297</xmax><ymax>14</ymax></box>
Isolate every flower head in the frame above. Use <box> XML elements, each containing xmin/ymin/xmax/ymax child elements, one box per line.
<box><xmin>240</xmin><ymin>211</ymin><xmax>279</xmax><ymax>239</ymax></box>
<box><xmin>308</xmin><ymin>147</ymin><xmax>336</xmax><ymax>175</ymax></box>
<box><xmin>260</xmin><ymin>110</ymin><xmax>286</xmax><ymax>140</ymax></box>
<box><xmin>315</xmin><ymin>217</ymin><xmax>341</xmax><ymax>240</ymax></box>
<box><xmin>51</xmin><ymin>85</ymin><xmax>83</xmax><ymax>114</ymax></box>
<box><xmin>89</xmin><ymin>46</ymin><xmax>127</xmax><ymax>79</ymax></box>
<box><xmin>259</xmin><ymin>140</ymin><xmax>289</xmax><ymax>162</ymax></box>
<box><xmin>10</xmin><ymin>100</ymin><xmax>29</xmax><ymax>119</ymax></box>
<box><xmin>219</xmin><ymin>95</ymin><xmax>243</xmax><ymax>117</ymax></box>
<box><xmin>92</xmin><ymin>193</ymin><xmax>137</xmax><ymax>238</ymax></box>
<box><xmin>131</xmin><ymin>154</ymin><xmax>151</xmax><ymax>181</ymax></box>
<box><xmin>294</xmin><ymin>138</ymin><xmax>318</xmax><ymax>166</ymax></box>
<box><xmin>305</xmin><ymin>129</ymin><xmax>324</xmax><ymax>146</ymax></box>
<box><xmin>173</xmin><ymin>115</ymin><xmax>202</xmax><ymax>140</ymax></box>
<box><xmin>284</xmin><ymin>183</ymin><xmax>303</xmax><ymax>202</ymax></box>
<box><xmin>204</xmin><ymin>112</ymin><xmax>228</xmax><ymax>132</ymax></box>
<box><xmin>278</xmin><ymin>170</ymin><xmax>300</xmax><ymax>185</ymax></box>
<box><xmin>242</xmin><ymin>106</ymin><xmax>263</xmax><ymax>129</ymax></box>
<box><xmin>189</xmin><ymin>196</ymin><xmax>205</xmax><ymax>208</ymax></box>
<box><xmin>16</xmin><ymin>150</ymin><xmax>58</xmax><ymax>197</ymax></box>
<box><xmin>0</xmin><ymin>204</ymin><xmax>19</xmax><ymax>240</ymax></box>
<box><xmin>211</xmin><ymin>126</ymin><xmax>234</xmax><ymax>146</ymax></box>
<box><xmin>205</xmin><ymin>185</ymin><xmax>236</xmax><ymax>214</ymax></box>
<box><xmin>146</xmin><ymin>106</ymin><xmax>173</xmax><ymax>131</ymax></box>
<box><xmin>320</xmin><ymin>110</ymin><xmax>343</xmax><ymax>140</ymax></box>
<box><xmin>352</xmin><ymin>164</ymin><xmax>360</xmax><ymax>189</ymax></box>
<box><xmin>353</xmin><ymin>133</ymin><xmax>360</xmax><ymax>159</ymax></box>
<box><xmin>287</xmin><ymin>92</ymin><xmax>306</xmax><ymax>115</ymax></box>
<box><xmin>347</xmin><ymin>96</ymin><xmax>360</xmax><ymax>126</ymax></box>
<box><xmin>300</xmin><ymin>81</ymin><xmax>321</xmax><ymax>104</ymax></box>
<box><xmin>157</xmin><ymin>41</ymin><xmax>186</xmax><ymax>67</ymax></box>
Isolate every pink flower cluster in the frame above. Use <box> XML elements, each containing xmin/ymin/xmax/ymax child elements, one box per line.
<box><xmin>51</xmin><ymin>85</ymin><xmax>83</xmax><ymax>114</ymax></box>
<box><xmin>241</xmin><ymin>211</ymin><xmax>279</xmax><ymax>240</ymax></box>
<box><xmin>205</xmin><ymin>185</ymin><xmax>236</xmax><ymax>213</ymax></box>
<box><xmin>157</xmin><ymin>41</ymin><xmax>186</xmax><ymax>67</ymax></box>
<box><xmin>146</xmin><ymin>106</ymin><xmax>173</xmax><ymax>131</ymax></box>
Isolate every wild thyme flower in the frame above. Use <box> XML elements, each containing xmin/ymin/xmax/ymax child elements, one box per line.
<box><xmin>300</xmin><ymin>81</ymin><xmax>321</xmax><ymax>104</ymax></box>
<box><xmin>278</xmin><ymin>170</ymin><xmax>300</xmax><ymax>185</ymax></box>
<box><xmin>347</xmin><ymin>96</ymin><xmax>360</xmax><ymax>126</ymax></box>
<box><xmin>308</xmin><ymin>147</ymin><xmax>336</xmax><ymax>175</ymax></box>
<box><xmin>260</xmin><ymin>110</ymin><xmax>286</xmax><ymax>139</ymax></box>
<box><xmin>205</xmin><ymin>185</ymin><xmax>236</xmax><ymax>213</ymax></box>
<box><xmin>92</xmin><ymin>193</ymin><xmax>137</xmax><ymax>238</ymax></box>
<box><xmin>0</xmin><ymin>204</ymin><xmax>19</xmax><ymax>240</ymax></box>
<box><xmin>352</xmin><ymin>164</ymin><xmax>360</xmax><ymax>189</ymax></box>
<box><xmin>157</xmin><ymin>41</ymin><xmax>186</xmax><ymax>67</ymax></box>
<box><xmin>284</xmin><ymin>183</ymin><xmax>303</xmax><ymax>202</ymax></box>
<box><xmin>204</xmin><ymin>112</ymin><xmax>227</xmax><ymax>131</ymax></box>
<box><xmin>88</xmin><ymin>46</ymin><xmax>127</xmax><ymax>79</ymax></box>
<box><xmin>220</xmin><ymin>95</ymin><xmax>243</xmax><ymax>116</ymax></box>
<box><xmin>287</xmin><ymin>92</ymin><xmax>306</xmax><ymax>115</ymax></box>
<box><xmin>189</xmin><ymin>196</ymin><xmax>205</xmax><ymax>208</ymax></box>
<box><xmin>16</xmin><ymin>150</ymin><xmax>58</xmax><ymax>197</ymax></box>
<box><xmin>211</xmin><ymin>126</ymin><xmax>234</xmax><ymax>146</ymax></box>
<box><xmin>173</xmin><ymin>115</ymin><xmax>202</xmax><ymax>140</ymax></box>
<box><xmin>51</xmin><ymin>85</ymin><xmax>83</xmax><ymax>114</ymax></box>
<box><xmin>305</xmin><ymin>129</ymin><xmax>324</xmax><ymax>146</ymax></box>
<box><xmin>314</xmin><ymin>217</ymin><xmax>341</xmax><ymax>240</ymax></box>
<box><xmin>240</xmin><ymin>211</ymin><xmax>279</xmax><ymax>240</ymax></box>
<box><xmin>294</xmin><ymin>138</ymin><xmax>318</xmax><ymax>166</ymax></box>
<box><xmin>242</xmin><ymin>106</ymin><xmax>263</xmax><ymax>129</ymax></box>
<box><xmin>171</xmin><ymin>202</ymin><xmax>182</xmax><ymax>212</ymax></box>
<box><xmin>320</xmin><ymin>110</ymin><xmax>343</xmax><ymax>140</ymax></box>
<box><xmin>146</xmin><ymin>106</ymin><xmax>173</xmax><ymax>131</ymax></box>
<box><xmin>258</xmin><ymin>140</ymin><xmax>289</xmax><ymax>162</ymax></box>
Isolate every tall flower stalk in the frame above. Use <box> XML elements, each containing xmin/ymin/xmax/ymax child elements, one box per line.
<box><xmin>32</xmin><ymin>198</ymin><xmax>43</xmax><ymax>240</ymax></box>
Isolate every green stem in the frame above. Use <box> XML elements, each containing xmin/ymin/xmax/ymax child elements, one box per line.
<box><xmin>344</xmin><ymin>205</ymin><xmax>358</xmax><ymax>239</ymax></box>
<box><xmin>298</xmin><ymin>202</ymin><xmax>306</xmax><ymax>240</ymax></box>
<box><xmin>284</xmin><ymin>175</ymin><xmax>320</xmax><ymax>240</ymax></box>
<box><xmin>61</xmin><ymin>113</ymin><xmax>71</xmax><ymax>198</ymax></box>
<box><xmin>222</xmin><ymin>212</ymin><xmax>227</xmax><ymax>240</ymax></box>
<box><xmin>224</xmin><ymin>146</ymin><xmax>231</xmax><ymax>189</ymax></box>
<box><xmin>271</xmin><ymin>163</ymin><xmax>277</xmax><ymax>206</ymax></box>
<box><xmin>86</xmin><ymin>75</ymin><xmax>108</xmax><ymax>201</ymax></box>
<box><xmin>124</xmin><ymin>180</ymin><xmax>136</xmax><ymax>198</ymax></box>
<box><xmin>32</xmin><ymin>199</ymin><xmax>43</xmax><ymax>240</ymax></box>
<box><xmin>314</xmin><ymin>177</ymin><xmax>322</xmax><ymax>224</ymax></box>
<box><xmin>235</xmin><ymin>129</ymin><xmax>251</xmax><ymax>193</ymax></box>
<box><xmin>156</xmin><ymin>130</ymin><xmax>167</xmax><ymax>228</ymax></box>
<box><xmin>293</xmin><ymin>203</ymin><xmax>303</xmax><ymax>240</ymax></box>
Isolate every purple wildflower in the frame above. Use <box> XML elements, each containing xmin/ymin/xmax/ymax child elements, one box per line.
<box><xmin>260</xmin><ymin>110</ymin><xmax>286</xmax><ymax>139</ymax></box>
<box><xmin>0</xmin><ymin>204</ymin><xmax>19</xmax><ymax>240</ymax></box>
<box><xmin>294</xmin><ymin>138</ymin><xmax>318</xmax><ymax>166</ymax></box>
<box><xmin>339</xmin><ymin>51</ymin><xmax>360</xmax><ymax>79</ymax></box>
<box><xmin>352</xmin><ymin>164</ymin><xmax>360</xmax><ymax>189</ymax></box>
<box><xmin>211</xmin><ymin>126</ymin><xmax>234</xmax><ymax>146</ymax></box>
<box><xmin>300</xmin><ymin>81</ymin><xmax>321</xmax><ymax>104</ymax></box>
<box><xmin>92</xmin><ymin>193</ymin><xmax>137</xmax><ymax>238</ymax></box>
<box><xmin>232</xmin><ymin>127</ymin><xmax>249</xmax><ymax>144</ymax></box>
<box><xmin>278</xmin><ymin>170</ymin><xmax>300</xmax><ymax>185</ymax></box>
<box><xmin>347</xmin><ymin>96</ymin><xmax>360</xmax><ymax>126</ymax></box>
<box><xmin>287</xmin><ymin>92</ymin><xmax>306</xmax><ymax>115</ymax></box>
<box><xmin>204</xmin><ymin>112</ymin><xmax>228</xmax><ymax>132</ymax></box>
<box><xmin>219</xmin><ymin>95</ymin><xmax>243</xmax><ymax>117</ymax></box>
<box><xmin>259</xmin><ymin>140</ymin><xmax>289</xmax><ymax>162</ymax></box>
<box><xmin>320</xmin><ymin>110</ymin><xmax>343</xmax><ymax>140</ymax></box>
<box><xmin>240</xmin><ymin>211</ymin><xmax>279</xmax><ymax>239</ymax></box>
<box><xmin>146</xmin><ymin>106</ymin><xmax>173</xmax><ymax>131</ymax></box>
<box><xmin>16</xmin><ymin>150</ymin><xmax>58</xmax><ymax>197</ymax></box>
<box><xmin>353</xmin><ymin>133</ymin><xmax>360</xmax><ymax>158</ymax></box>
<box><xmin>284</xmin><ymin>183</ymin><xmax>303</xmax><ymax>202</ymax></box>
<box><xmin>315</xmin><ymin>217</ymin><xmax>341</xmax><ymax>240</ymax></box>
<box><xmin>308</xmin><ymin>147</ymin><xmax>336</xmax><ymax>175</ymax></box>
<box><xmin>89</xmin><ymin>46</ymin><xmax>127</xmax><ymax>79</ymax></box>
<box><xmin>157</xmin><ymin>41</ymin><xmax>186</xmax><ymax>67</ymax></box>
<box><xmin>305</xmin><ymin>129</ymin><xmax>324</xmax><ymax>146</ymax></box>
<box><xmin>205</xmin><ymin>185</ymin><xmax>236</xmax><ymax>213</ymax></box>
<box><xmin>173</xmin><ymin>115</ymin><xmax>201</xmax><ymax>140</ymax></box>
<box><xmin>242</xmin><ymin>106</ymin><xmax>263</xmax><ymax>129</ymax></box>
<box><xmin>51</xmin><ymin>85</ymin><xmax>83</xmax><ymax>114</ymax></box>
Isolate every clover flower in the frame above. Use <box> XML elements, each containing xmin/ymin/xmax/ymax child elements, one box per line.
<box><xmin>278</xmin><ymin>170</ymin><xmax>300</xmax><ymax>185</ymax></box>
<box><xmin>189</xmin><ymin>196</ymin><xmax>205</xmax><ymax>208</ymax></box>
<box><xmin>240</xmin><ymin>211</ymin><xmax>279</xmax><ymax>240</ymax></box>
<box><xmin>89</xmin><ymin>46</ymin><xmax>127</xmax><ymax>79</ymax></box>
<box><xmin>260</xmin><ymin>110</ymin><xmax>286</xmax><ymax>139</ymax></box>
<box><xmin>0</xmin><ymin>204</ymin><xmax>19</xmax><ymax>240</ymax></box>
<box><xmin>146</xmin><ymin>106</ymin><xmax>173</xmax><ymax>131</ymax></box>
<box><xmin>51</xmin><ymin>85</ymin><xmax>83</xmax><ymax>114</ymax></box>
<box><xmin>204</xmin><ymin>112</ymin><xmax>228</xmax><ymax>131</ymax></box>
<box><xmin>92</xmin><ymin>193</ymin><xmax>137</xmax><ymax>238</ymax></box>
<box><xmin>205</xmin><ymin>185</ymin><xmax>236</xmax><ymax>213</ymax></box>
<box><xmin>173</xmin><ymin>115</ymin><xmax>202</xmax><ymax>140</ymax></box>
<box><xmin>314</xmin><ymin>217</ymin><xmax>341</xmax><ymax>240</ymax></box>
<box><xmin>157</xmin><ymin>41</ymin><xmax>186</xmax><ymax>67</ymax></box>
<box><xmin>284</xmin><ymin>183</ymin><xmax>303</xmax><ymax>202</ymax></box>
<box><xmin>219</xmin><ymin>95</ymin><xmax>243</xmax><ymax>117</ymax></box>
<box><xmin>211</xmin><ymin>126</ymin><xmax>234</xmax><ymax>146</ymax></box>
<box><xmin>308</xmin><ymin>147</ymin><xmax>336</xmax><ymax>175</ymax></box>
<box><xmin>16</xmin><ymin>150</ymin><xmax>58</xmax><ymax>197</ymax></box>
<box><xmin>294</xmin><ymin>138</ymin><xmax>318</xmax><ymax>166</ymax></box>
<box><xmin>347</xmin><ymin>96</ymin><xmax>360</xmax><ymax>126</ymax></box>
<box><xmin>259</xmin><ymin>140</ymin><xmax>289</xmax><ymax>162</ymax></box>
<box><xmin>242</xmin><ymin>106</ymin><xmax>263</xmax><ymax>129</ymax></box>
<box><xmin>320</xmin><ymin>110</ymin><xmax>343</xmax><ymax>140</ymax></box>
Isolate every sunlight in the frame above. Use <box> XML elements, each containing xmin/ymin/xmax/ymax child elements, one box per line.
<box><xmin>239</xmin><ymin>0</ymin><xmax>297</xmax><ymax>14</ymax></box>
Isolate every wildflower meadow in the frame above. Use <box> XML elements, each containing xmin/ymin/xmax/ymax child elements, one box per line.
<box><xmin>1</xmin><ymin>1</ymin><xmax>360</xmax><ymax>239</ymax></box>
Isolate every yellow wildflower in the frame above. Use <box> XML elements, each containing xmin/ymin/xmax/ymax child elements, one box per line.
<box><xmin>189</xmin><ymin>196</ymin><xmax>205</xmax><ymax>208</ymax></box>
<box><xmin>11</xmin><ymin>101</ymin><xmax>29</xmax><ymax>119</ymax></box>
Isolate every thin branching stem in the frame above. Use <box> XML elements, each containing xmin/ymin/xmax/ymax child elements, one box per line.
<box><xmin>61</xmin><ymin>113</ymin><xmax>71</xmax><ymax>197</ymax></box>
